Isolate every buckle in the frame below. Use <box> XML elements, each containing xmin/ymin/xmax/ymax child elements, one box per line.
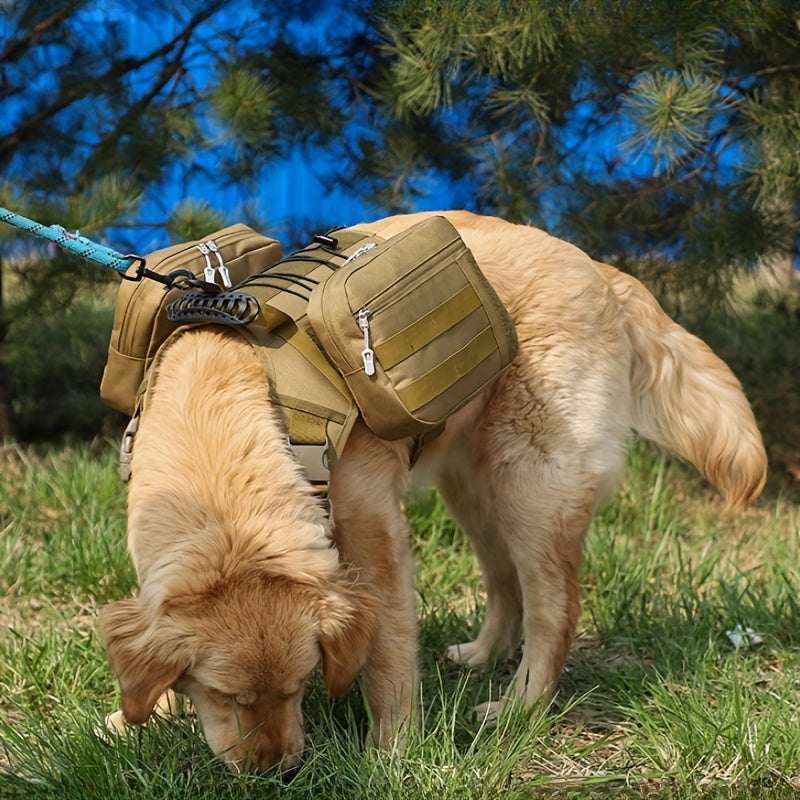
<box><xmin>119</xmin><ymin>416</ymin><xmax>139</xmax><ymax>482</ymax></box>
<box><xmin>289</xmin><ymin>440</ymin><xmax>330</xmax><ymax>489</ymax></box>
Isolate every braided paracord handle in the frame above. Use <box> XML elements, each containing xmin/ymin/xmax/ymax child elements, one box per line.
<box><xmin>0</xmin><ymin>206</ymin><xmax>137</xmax><ymax>274</ymax></box>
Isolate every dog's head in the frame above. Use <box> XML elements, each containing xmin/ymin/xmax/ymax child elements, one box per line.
<box><xmin>100</xmin><ymin>572</ymin><xmax>377</xmax><ymax>773</ymax></box>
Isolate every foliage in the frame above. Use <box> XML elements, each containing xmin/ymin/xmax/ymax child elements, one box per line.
<box><xmin>363</xmin><ymin>0</ymin><xmax>800</xmax><ymax>278</ymax></box>
<box><xmin>1</xmin><ymin>0</ymin><xmax>798</xmax><ymax>439</ymax></box>
<box><xmin>2</xmin><ymin>1</ymin><xmax>798</xmax><ymax>269</ymax></box>
<box><xmin>0</xmin><ymin>298</ymin><xmax>119</xmax><ymax>440</ymax></box>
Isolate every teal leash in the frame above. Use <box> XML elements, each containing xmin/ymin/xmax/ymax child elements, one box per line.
<box><xmin>0</xmin><ymin>206</ymin><xmax>143</xmax><ymax>276</ymax></box>
<box><xmin>0</xmin><ymin>206</ymin><xmax>220</xmax><ymax>290</ymax></box>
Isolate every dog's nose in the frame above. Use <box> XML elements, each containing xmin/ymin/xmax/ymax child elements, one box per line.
<box><xmin>225</xmin><ymin>739</ymin><xmax>304</xmax><ymax>775</ymax></box>
<box><xmin>279</xmin><ymin>761</ymin><xmax>302</xmax><ymax>783</ymax></box>
<box><xmin>272</xmin><ymin>747</ymin><xmax>302</xmax><ymax>775</ymax></box>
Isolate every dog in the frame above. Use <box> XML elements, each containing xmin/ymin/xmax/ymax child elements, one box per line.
<box><xmin>100</xmin><ymin>210</ymin><xmax>767</xmax><ymax>773</ymax></box>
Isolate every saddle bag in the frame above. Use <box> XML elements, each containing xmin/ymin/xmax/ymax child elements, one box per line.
<box><xmin>100</xmin><ymin>224</ymin><xmax>282</xmax><ymax>416</ymax></box>
<box><xmin>307</xmin><ymin>216</ymin><xmax>518</xmax><ymax>439</ymax></box>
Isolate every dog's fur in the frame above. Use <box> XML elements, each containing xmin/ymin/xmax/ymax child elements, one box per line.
<box><xmin>101</xmin><ymin>210</ymin><xmax>767</xmax><ymax>772</ymax></box>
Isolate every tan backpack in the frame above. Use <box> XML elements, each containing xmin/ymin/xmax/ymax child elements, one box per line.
<box><xmin>100</xmin><ymin>224</ymin><xmax>282</xmax><ymax>416</ymax></box>
<box><xmin>160</xmin><ymin>216</ymin><xmax>518</xmax><ymax>442</ymax></box>
<box><xmin>306</xmin><ymin>216</ymin><xmax>518</xmax><ymax>439</ymax></box>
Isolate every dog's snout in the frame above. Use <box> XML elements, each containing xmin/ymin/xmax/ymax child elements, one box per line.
<box><xmin>279</xmin><ymin>761</ymin><xmax>302</xmax><ymax>783</ymax></box>
<box><xmin>225</xmin><ymin>731</ymin><xmax>305</xmax><ymax>775</ymax></box>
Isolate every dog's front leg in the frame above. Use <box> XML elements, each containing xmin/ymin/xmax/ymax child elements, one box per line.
<box><xmin>359</xmin><ymin>545</ymin><xmax>418</xmax><ymax>752</ymax></box>
<box><xmin>332</xmin><ymin>501</ymin><xmax>418</xmax><ymax>752</ymax></box>
<box><xmin>329</xmin><ymin>426</ymin><xmax>418</xmax><ymax>751</ymax></box>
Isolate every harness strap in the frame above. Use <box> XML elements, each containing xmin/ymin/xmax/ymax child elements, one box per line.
<box><xmin>270</xmin><ymin>320</ymin><xmax>351</xmax><ymax>401</ymax></box>
<box><xmin>239</xmin><ymin>322</ymin><xmax>360</xmax><ymax>490</ymax></box>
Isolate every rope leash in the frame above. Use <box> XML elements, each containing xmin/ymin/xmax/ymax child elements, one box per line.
<box><xmin>0</xmin><ymin>206</ymin><xmax>223</xmax><ymax>291</ymax></box>
<box><xmin>0</xmin><ymin>207</ymin><xmax>221</xmax><ymax>292</ymax></box>
<box><xmin>0</xmin><ymin>206</ymin><xmax>140</xmax><ymax>274</ymax></box>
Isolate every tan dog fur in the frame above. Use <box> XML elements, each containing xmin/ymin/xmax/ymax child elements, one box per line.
<box><xmin>100</xmin><ymin>211</ymin><xmax>767</xmax><ymax>772</ymax></box>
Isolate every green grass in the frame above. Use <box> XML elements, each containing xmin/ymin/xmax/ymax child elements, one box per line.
<box><xmin>1</xmin><ymin>439</ymin><xmax>799</xmax><ymax>799</ymax></box>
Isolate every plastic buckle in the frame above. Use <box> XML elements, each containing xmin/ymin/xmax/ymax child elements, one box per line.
<box><xmin>313</xmin><ymin>233</ymin><xmax>338</xmax><ymax>248</ymax></box>
<box><xmin>119</xmin><ymin>416</ymin><xmax>139</xmax><ymax>482</ymax></box>
<box><xmin>289</xmin><ymin>440</ymin><xmax>330</xmax><ymax>489</ymax></box>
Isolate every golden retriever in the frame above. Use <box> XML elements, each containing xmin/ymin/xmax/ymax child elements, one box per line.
<box><xmin>100</xmin><ymin>210</ymin><xmax>767</xmax><ymax>773</ymax></box>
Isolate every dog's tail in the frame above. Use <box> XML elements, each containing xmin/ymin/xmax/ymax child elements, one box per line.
<box><xmin>602</xmin><ymin>263</ymin><xmax>768</xmax><ymax>506</ymax></box>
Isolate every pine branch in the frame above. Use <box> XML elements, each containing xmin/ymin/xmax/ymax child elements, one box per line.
<box><xmin>0</xmin><ymin>0</ymin><xmax>84</xmax><ymax>64</ymax></box>
<box><xmin>0</xmin><ymin>4</ymin><xmax>221</xmax><ymax>160</ymax></box>
<box><xmin>75</xmin><ymin>30</ymin><xmax>198</xmax><ymax>184</ymax></box>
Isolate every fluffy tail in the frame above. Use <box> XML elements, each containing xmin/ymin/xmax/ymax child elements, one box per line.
<box><xmin>602</xmin><ymin>264</ymin><xmax>768</xmax><ymax>506</ymax></box>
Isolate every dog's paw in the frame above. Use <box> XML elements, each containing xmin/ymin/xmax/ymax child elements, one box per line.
<box><xmin>105</xmin><ymin>709</ymin><xmax>129</xmax><ymax>733</ymax></box>
<box><xmin>474</xmin><ymin>699</ymin><xmax>502</xmax><ymax>726</ymax></box>
<box><xmin>445</xmin><ymin>641</ymin><xmax>490</xmax><ymax>667</ymax></box>
<box><xmin>95</xmin><ymin>709</ymin><xmax>134</xmax><ymax>742</ymax></box>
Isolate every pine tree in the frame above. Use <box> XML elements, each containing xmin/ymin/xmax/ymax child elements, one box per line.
<box><xmin>0</xmin><ymin>1</ymin><xmax>340</xmax><ymax>435</ymax></box>
<box><xmin>1</xmin><ymin>0</ymin><xmax>798</xmax><ymax>436</ymax></box>
<box><xmin>354</xmin><ymin>0</ymin><xmax>800</xmax><ymax>299</ymax></box>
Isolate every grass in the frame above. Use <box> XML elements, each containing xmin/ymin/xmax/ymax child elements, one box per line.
<box><xmin>0</xmin><ymin>274</ymin><xmax>798</xmax><ymax>799</ymax></box>
<box><xmin>1</xmin><ymin>438</ymin><xmax>799</xmax><ymax>799</ymax></box>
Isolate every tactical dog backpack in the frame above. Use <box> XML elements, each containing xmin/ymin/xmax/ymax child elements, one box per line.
<box><xmin>100</xmin><ymin>224</ymin><xmax>283</xmax><ymax>416</ymax></box>
<box><xmin>105</xmin><ymin>215</ymin><xmax>518</xmax><ymax>486</ymax></box>
<box><xmin>161</xmin><ymin>215</ymin><xmax>519</xmax><ymax>443</ymax></box>
<box><xmin>306</xmin><ymin>216</ymin><xmax>518</xmax><ymax>439</ymax></box>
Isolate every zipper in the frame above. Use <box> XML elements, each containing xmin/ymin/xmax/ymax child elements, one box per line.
<box><xmin>342</xmin><ymin>241</ymin><xmax>378</xmax><ymax>266</ymax></box>
<box><xmin>118</xmin><ymin>227</ymin><xmax>247</xmax><ymax>352</ymax></box>
<box><xmin>357</xmin><ymin>307</ymin><xmax>376</xmax><ymax>375</ymax></box>
<box><xmin>352</xmin><ymin>237</ymin><xmax>462</xmax><ymax>319</ymax></box>
<box><xmin>206</xmin><ymin>240</ymin><xmax>232</xmax><ymax>287</ymax></box>
<box><xmin>345</xmin><ymin>237</ymin><xmax>463</xmax><ymax>375</ymax></box>
<box><xmin>196</xmin><ymin>240</ymin><xmax>233</xmax><ymax>288</ymax></box>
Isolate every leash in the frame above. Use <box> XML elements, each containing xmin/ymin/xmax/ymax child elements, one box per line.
<box><xmin>0</xmin><ymin>206</ymin><xmax>141</xmax><ymax>274</ymax></box>
<box><xmin>0</xmin><ymin>206</ymin><xmax>205</xmax><ymax>290</ymax></box>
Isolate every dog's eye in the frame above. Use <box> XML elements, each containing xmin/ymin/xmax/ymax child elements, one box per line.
<box><xmin>233</xmin><ymin>690</ymin><xmax>256</xmax><ymax>706</ymax></box>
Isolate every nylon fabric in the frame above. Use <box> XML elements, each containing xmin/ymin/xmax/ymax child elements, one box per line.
<box><xmin>394</xmin><ymin>325</ymin><xmax>498</xmax><ymax>411</ymax></box>
<box><xmin>109</xmin><ymin>216</ymin><xmax>517</xmax><ymax>491</ymax></box>
<box><xmin>374</xmin><ymin>285</ymin><xmax>483</xmax><ymax>368</ymax></box>
<box><xmin>101</xmin><ymin>224</ymin><xmax>283</xmax><ymax>416</ymax></box>
<box><xmin>307</xmin><ymin>216</ymin><xmax>518</xmax><ymax>439</ymax></box>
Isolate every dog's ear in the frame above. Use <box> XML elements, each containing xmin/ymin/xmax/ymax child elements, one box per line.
<box><xmin>317</xmin><ymin>582</ymin><xmax>378</xmax><ymax>696</ymax></box>
<box><xmin>99</xmin><ymin>598</ymin><xmax>186</xmax><ymax>725</ymax></box>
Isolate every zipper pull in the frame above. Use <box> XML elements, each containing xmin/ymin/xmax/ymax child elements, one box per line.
<box><xmin>207</xmin><ymin>240</ymin><xmax>232</xmax><ymax>287</ymax></box>
<box><xmin>357</xmin><ymin>308</ymin><xmax>376</xmax><ymax>376</ymax></box>
<box><xmin>342</xmin><ymin>241</ymin><xmax>378</xmax><ymax>267</ymax></box>
<box><xmin>196</xmin><ymin>242</ymin><xmax>216</xmax><ymax>284</ymax></box>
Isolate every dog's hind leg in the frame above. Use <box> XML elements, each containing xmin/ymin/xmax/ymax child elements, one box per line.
<box><xmin>442</xmin><ymin>357</ymin><xmax>628</xmax><ymax>716</ymax></box>
<box><xmin>435</xmin><ymin>440</ymin><xmax>522</xmax><ymax>668</ymax></box>
<box><xmin>439</xmin><ymin>445</ymin><xmax>595</xmax><ymax>708</ymax></box>
<box><xmin>479</xmin><ymin>429</ymin><xmax>625</xmax><ymax>715</ymax></box>
<box><xmin>497</xmin><ymin>479</ymin><xmax>594</xmax><ymax>710</ymax></box>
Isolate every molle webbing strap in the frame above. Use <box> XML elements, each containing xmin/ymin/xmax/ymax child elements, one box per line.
<box><xmin>372</xmin><ymin>283</ymin><xmax>482</xmax><ymax>369</ymax></box>
<box><xmin>394</xmin><ymin>325</ymin><xmax>499</xmax><ymax>412</ymax></box>
<box><xmin>241</xmin><ymin>323</ymin><xmax>360</xmax><ymax>468</ymax></box>
<box><xmin>230</xmin><ymin>228</ymin><xmax>380</xmax><ymax>463</ymax></box>
<box><xmin>236</xmin><ymin>229</ymin><xmax>378</xmax><ymax>328</ymax></box>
